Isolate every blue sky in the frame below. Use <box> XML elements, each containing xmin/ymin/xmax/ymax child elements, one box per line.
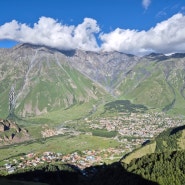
<box><xmin>0</xmin><ymin>0</ymin><xmax>185</xmax><ymax>55</ymax></box>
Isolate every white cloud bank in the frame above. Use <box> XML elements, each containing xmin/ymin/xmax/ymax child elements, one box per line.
<box><xmin>100</xmin><ymin>13</ymin><xmax>185</xmax><ymax>55</ymax></box>
<box><xmin>0</xmin><ymin>13</ymin><xmax>185</xmax><ymax>55</ymax></box>
<box><xmin>0</xmin><ymin>17</ymin><xmax>100</xmax><ymax>51</ymax></box>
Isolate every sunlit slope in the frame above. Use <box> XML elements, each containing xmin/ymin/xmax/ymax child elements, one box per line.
<box><xmin>118</xmin><ymin>54</ymin><xmax>185</xmax><ymax>114</ymax></box>
<box><xmin>0</xmin><ymin>44</ymin><xmax>106</xmax><ymax>118</ymax></box>
<box><xmin>1</xmin><ymin>44</ymin><xmax>185</xmax><ymax>118</ymax></box>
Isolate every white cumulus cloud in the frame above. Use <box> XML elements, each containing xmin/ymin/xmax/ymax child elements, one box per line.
<box><xmin>0</xmin><ymin>17</ymin><xmax>100</xmax><ymax>51</ymax></box>
<box><xmin>0</xmin><ymin>13</ymin><xmax>185</xmax><ymax>55</ymax></box>
<box><xmin>100</xmin><ymin>13</ymin><xmax>185</xmax><ymax>55</ymax></box>
<box><xmin>142</xmin><ymin>0</ymin><xmax>151</xmax><ymax>10</ymax></box>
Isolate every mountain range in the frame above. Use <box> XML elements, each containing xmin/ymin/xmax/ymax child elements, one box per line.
<box><xmin>1</xmin><ymin>43</ymin><xmax>185</xmax><ymax>118</ymax></box>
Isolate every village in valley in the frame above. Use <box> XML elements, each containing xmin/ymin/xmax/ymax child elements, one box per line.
<box><xmin>2</xmin><ymin>147</ymin><xmax>124</xmax><ymax>174</ymax></box>
<box><xmin>87</xmin><ymin>112</ymin><xmax>184</xmax><ymax>146</ymax></box>
<box><xmin>1</xmin><ymin>111</ymin><xmax>184</xmax><ymax>175</ymax></box>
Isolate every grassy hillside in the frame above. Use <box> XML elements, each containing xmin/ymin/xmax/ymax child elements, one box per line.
<box><xmin>0</xmin><ymin>45</ymin><xmax>107</xmax><ymax>118</ymax></box>
<box><xmin>118</xmin><ymin>56</ymin><xmax>185</xmax><ymax>115</ymax></box>
<box><xmin>1</xmin><ymin>45</ymin><xmax>185</xmax><ymax>119</ymax></box>
<box><xmin>122</xmin><ymin>141</ymin><xmax>156</xmax><ymax>164</ymax></box>
<box><xmin>0</xmin><ymin>134</ymin><xmax>120</xmax><ymax>162</ymax></box>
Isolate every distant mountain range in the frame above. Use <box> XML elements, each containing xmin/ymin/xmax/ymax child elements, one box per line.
<box><xmin>1</xmin><ymin>43</ymin><xmax>185</xmax><ymax>118</ymax></box>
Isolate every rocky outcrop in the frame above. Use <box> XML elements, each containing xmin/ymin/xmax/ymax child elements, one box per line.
<box><xmin>67</xmin><ymin>50</ymin><xmax>139</xmax><ymax>93</ymax></box>
<box><xmin>0</xmin><ymin>119</ymin><xmax>29</xmax><ymax>146</ymax></box>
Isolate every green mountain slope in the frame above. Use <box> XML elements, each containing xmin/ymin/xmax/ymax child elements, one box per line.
<box><xmin>1</xmin><ymin>44</ymin><xmax>185</xmax><ymax>119</ymax></box>
<box><xmin>118</xmin><ymin>54</ymin><xmax>185</xmax><ymax>115</ymax></box>
<box><xmin>0</xmin><ymin>44</ymin><xmax>107</xmax><ymax>118</ymax></box>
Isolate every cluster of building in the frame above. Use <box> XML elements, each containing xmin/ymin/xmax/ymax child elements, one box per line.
<box><xmin>2</xmin><ymin>112</ymin><xmax>184</xmax><ymax>175</ymax></box>
<box><xmin>88</xmin><ymin>112</ymin><xmax>184</xmax><ymax>149</ymax></box>
<box><xmin>90</xmin><ymin>112</ymin><xmax>183</xmax><ymax>136</ymax></box>
<box><xmin>1</xmin><ymin>147</ymin><xmax>125</xmax><ymax>174</ymax></box>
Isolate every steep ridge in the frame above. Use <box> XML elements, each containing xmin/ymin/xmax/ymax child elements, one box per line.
<box><xmin>67</xmin><ymin>50</ymin><xmax>139</xmax><ymax>93</ymax></box>
<box><xmin>0</xmin><ymin>44</ymin><xmax>107</xmax><ymax>117</ymax></box>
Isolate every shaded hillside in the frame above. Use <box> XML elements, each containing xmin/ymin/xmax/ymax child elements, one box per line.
<box><xmin>1</xmin><ymin>162</ymin><xmax>158</xmax><ymax>185</ymax></box>
<box><xmin>124</xmin><ymin>150</ymin><xmax>185</xmax><ymax>185</ymax></box>
<box><xmin>87</xmin><ymin>162</ymin><xmax>158</xmax><ymax>185</ymax></box>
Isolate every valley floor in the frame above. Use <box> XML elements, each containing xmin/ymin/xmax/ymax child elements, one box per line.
<box><xmin>0</xmin><ymin>112</ymin><xmax>184</xmax><ymax>176</ymax></box>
